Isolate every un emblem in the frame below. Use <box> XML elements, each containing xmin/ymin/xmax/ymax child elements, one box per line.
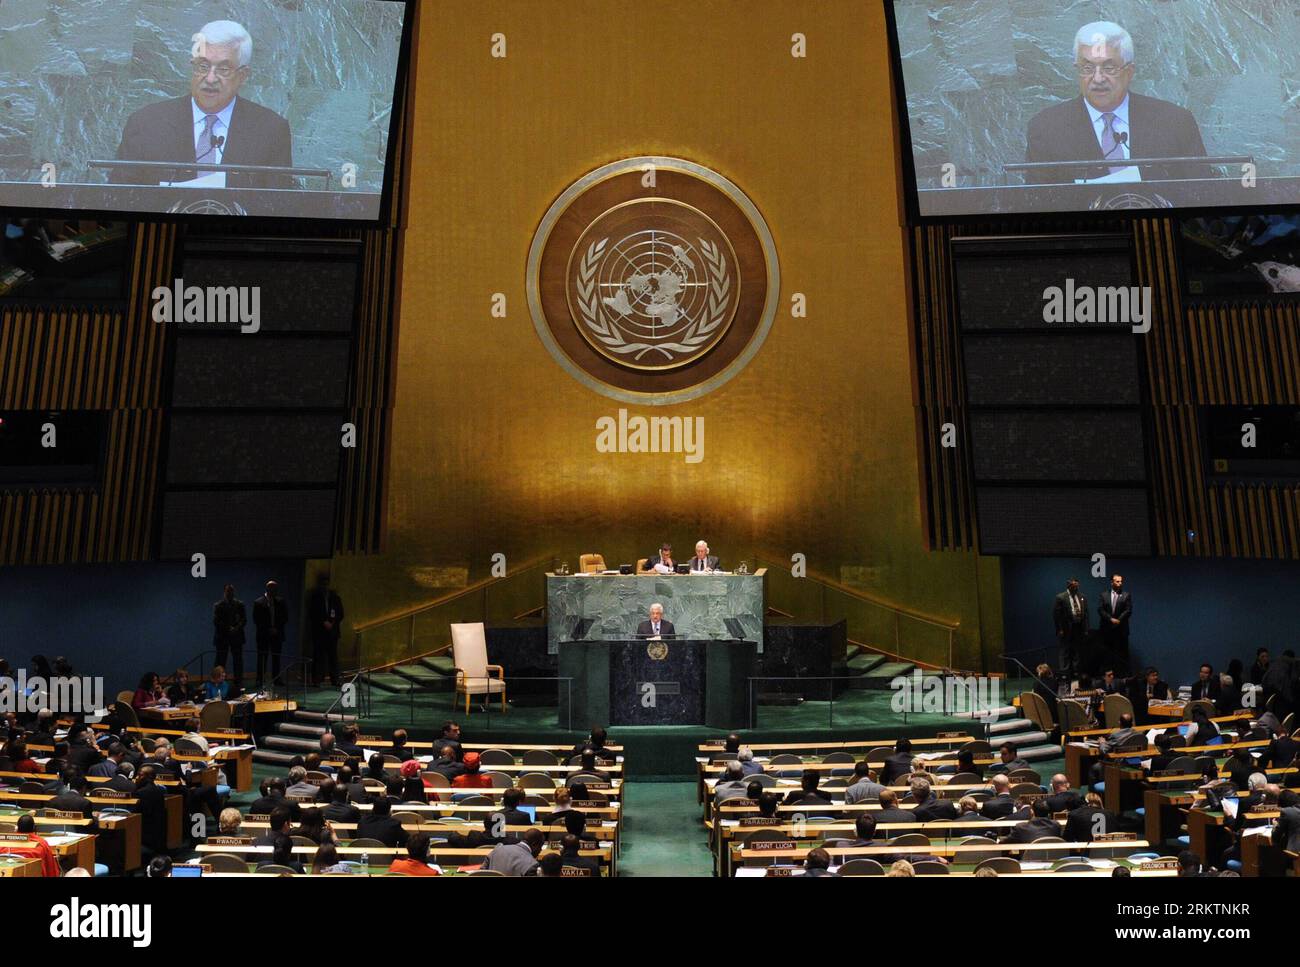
<box><xmin>528</xmin><ymin>157</ymin><xmax>779</xmax><ymax>404</ymax></box>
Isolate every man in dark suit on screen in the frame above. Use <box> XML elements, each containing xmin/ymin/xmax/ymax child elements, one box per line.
<box><xmin>1024</xmin><ymin>21</ymin><xmax>1211</xmax><ymax>185</ymax></box>
<box><xmin>110</xmin><ymin>20</ymin><xmax>294</xmax><ymax>190</ymax></box>
<box><xmin>635</xmin><ymin>602</ymin><xmax>675</xmax><ymax>638</ymax></box>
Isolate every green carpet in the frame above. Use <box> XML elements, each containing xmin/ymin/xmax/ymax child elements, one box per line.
<box><xmin>615</xmin><ymin>782</ymin><xmax>713</xmax><ymax>877</ymax></box>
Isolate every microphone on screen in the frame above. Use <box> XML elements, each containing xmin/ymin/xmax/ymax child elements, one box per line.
<box><xmin>212</xmin><ymin>136</ymin><xmax>226</xmax><ymax>151</ymax></box>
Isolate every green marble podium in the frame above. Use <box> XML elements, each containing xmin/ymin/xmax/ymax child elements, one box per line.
<box><xmin>545</xmin><ymin>570</ymin><xmax>765</xmax><ymax>656</ymax></box>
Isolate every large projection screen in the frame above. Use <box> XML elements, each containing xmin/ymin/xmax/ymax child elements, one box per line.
<box><xmin>886</xmin><ymin>0</ymin><xmax>1300</xmax><ymax>218</ymax></box>
<box><xmin>0</xmin><ymin>0</ymin><xmax>410</xmax><ymax>222</ymax></box>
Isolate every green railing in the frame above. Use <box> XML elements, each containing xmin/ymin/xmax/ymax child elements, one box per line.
<box><xmin>349</xmin><ymin>556</ymin><xmax>553</xmax><ymax>673</ymax></box>
<box><xmin>349</xmin><ymin>554</ymin><xmax>963</xmax><ymax>677</ymax></box>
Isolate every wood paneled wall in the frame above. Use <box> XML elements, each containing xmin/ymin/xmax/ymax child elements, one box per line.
<box><xmin>0</xmin><ymin>6</ymin><xmax>416</xmax><ymax>566</ymax></box>
<box><xmin>910</xmin><ymin>214</ymin><xmax>1300</xmax><ymax>560</ymax></box>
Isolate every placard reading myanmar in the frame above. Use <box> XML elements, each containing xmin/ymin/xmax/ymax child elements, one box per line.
<box><xmin>527</xmin><ymin>157</ymin><xmax>780</xmax><ymax>405</ymax></box>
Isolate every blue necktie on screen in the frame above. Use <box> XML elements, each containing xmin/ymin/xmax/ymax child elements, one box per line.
<box><xmin>1100</xmin><ymin>112</ymin><xmax>1125</xmax><ymax>174</ymax></box>
<box><xmin>196</xmin><ymin>114</ymin><xmax>220</xmax><ymax>166</ymax></box>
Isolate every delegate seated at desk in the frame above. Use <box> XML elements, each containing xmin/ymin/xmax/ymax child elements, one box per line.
<box><xmin>643</xmin><ymin>543</ymin><xmax>675</xmax><ymax>574</ymax></box>
<box><xmin>635</xmin><ymin>603</ymin><xmax>675</xmax><ymax>638</ymax></box>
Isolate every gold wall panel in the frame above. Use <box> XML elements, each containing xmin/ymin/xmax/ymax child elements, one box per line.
<box><xmin>329</xmin><ymin>0</ymin><xmax>1001</xmax><ymax>669</ymax></box>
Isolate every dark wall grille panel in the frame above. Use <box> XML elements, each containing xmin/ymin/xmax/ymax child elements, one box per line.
<box><xmin>955</xmin><ymin>253</ymin><xmax>1134</xmax><ymax>330</ymax></box>
<box><xmin>159</xmin><ymin>490</ymin><xmax>337</xmax><ymax>560</ymax></box>
<box><xmin>176</xmin><ymin>257</ymin><xmax>359</xmax><ymax>333</ymax></box>
<box><xmin>166</xmin><ymin>412</ymin><xmax>343</xmax><ymax>486</ymax></box>
<box><xmin>970</xmin><ymin>410</ymin><xmax>1147</xmax><ymax>483</ymax></box>
<box><xmin>963</xmin><ymin>334</ymin><xmax>1142</xmax><ymax>407</ymax></box>
<box><xmin>171</xmin><ymin>339</ymin><xmax>351</xmax><ymax>409</ymax></box>
<box><xmin>911</xmin><ymin>216</ymin><xmax>1300</xmax><ymax>559</ymax></box>
<box><xmin>975</xmin><ymin>488</ymin><xmax>1152</xmax><ymax>557</ymax></box>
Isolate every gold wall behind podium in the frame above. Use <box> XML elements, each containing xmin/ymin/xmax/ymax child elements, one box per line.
<box><xmin>328</xmin><ymin>0</ymin><xmax>1003</xmax><ymax>669</ymax></box>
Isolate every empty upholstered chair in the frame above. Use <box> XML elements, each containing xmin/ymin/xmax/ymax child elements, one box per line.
<box><xmin>451</xmin><ymin>622</ymin><xmax>506</xmax><ymax>714</ymax></box>
<box><xmin>519</xmin><ymin>772</ymin><xmax>557</xmax><ymax>790</ymax></box>
<box><xmin>1052</xmin><ymin>861</ymin><xmax>1094</xmax><ymax>873</ymax></box>
<box><xmin>199</xmin><ymin>701</ymin><xmax>231</xmax><ymax>731</ymax></box>
<box><xmin>112</xmin><ymin>700</ymin><xmax>140</xmax><ymax>731</ymax></box>
<box><xmin>202</xmin><ymin>853</ymin><xmax>249</xmax><ymax>874</ymax></box>
<box><xmin>910</xmin><ymin>860</ymin><xmax>948</xmax><ymax>874</ymax></box>
<box><xmin>391</xmin><ymin>812</ymin><xmax>423</xmax><ymax>828</ymax></box>
<box><xmin>836</xmin><ymin>858</ymin><xmax>885</xmax><ymax>876</ymax></box>
<box><xmin>1019</xmin><ymin>691</ymin><xmax>1055</xmax><ymax>733</ymax></box>
<box><xmin>579</xmin><ymin>554</ymin><xmax>606</xmax><ymax>573</ymax></box>
<box><xmin>1103</xmin><ymin>693</ymin><xmax>1133</xmax><ymax>729</ymax></box>
<box><xmin>1058</xmin><ymin>699</ymin><xmax>1090</xmax><ymax>733</ymax></box>
<box><xmin>821</xmin><ymin>751</ymin><xmax>855</xmax><ymax>777</ymax></box>
<box><xmin>891</xmin><ymin>833</ymin><xmax>930</xmax><ymax>847</ymax></box>
<box><xmin>740</xmin><ymin>828</ymin><xmax>789</xmax><ymax>866</ymax></box>
<box><xmin>477</xmin><ymin>748</ymin><xmax>514</xmax><ymax>766</ymax></box>
<box><xmin>1163</xmin><ymin>756</ymin><xmax>1198</xmax><ymax>775</ymax></box>
<box><xmin>1007</xmin><ymin>768</ymin><xmax>1041</xmax><ymax>785</ymax></box>
<box><xmin>522</xmin><ymin>749</ymin><xmax>559</xmax><ymax>766</ymax></box>
<box><xmin>769</xmin><ymin>753</ymin><xmax>803</xmax><ymax>778</ymax></box>
<box><xmin>1021</xmin><ymin>836</ymin><xmax>1066</xmax><ymax>863</ymax></box>
<box><xmin>956</xmin><ymin>836</ymin><xmax>1000</xmax><ymax>865</ymax></box>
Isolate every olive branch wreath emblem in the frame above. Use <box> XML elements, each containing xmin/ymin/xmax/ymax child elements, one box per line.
<box><xmin>576</xmin><ymin>236</ymin><xmax>731</xmax><ymax>362</ymax></box>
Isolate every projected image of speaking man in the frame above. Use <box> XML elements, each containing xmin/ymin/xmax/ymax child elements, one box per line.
<box><xmin>111</xmin><ymin>20</ymin><xmax>294</xmax><ymax>190</ymax></box>
<box><xmin>1024</xmin><ymin>21</ymin><xmax>1210</xmax><ymax>186</ymax></box>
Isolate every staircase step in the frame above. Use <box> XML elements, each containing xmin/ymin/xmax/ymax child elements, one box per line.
<box><xmin>996</xmin><ymin>730</ymin><xmax>1050</xmax><ymax>748</ymax></box>
<box><xmin>418</xmin><ymin>655</ymin><xmax>456</xmax><ymax>675</ymax></box>
<box><xmin>291</xmin><ymin>710</ymin><xmax>358</xmax><ymax>724</ymax></box>
<box><xmin>264</xmin><ymin>735</ymin><xmax>319</xmax><ymax>752</ymax></box>
<box><xmin>279</xmin><ymin>722</ymin><xmax>328</xmax><ymax>737</ymax></box>
<box><xmin>952</xmin><ymin>704</ymin><xmax>1017</xmax><ymax>721</ymax></box>
<box><xmin>393</xmin><ymin>664</ymin><xmax>444</xmax><ymax>682</ymax></box>
<box><xmin>851</xmin><ymin>661</ymin><xmax>916</xmax><ymax>689</ymax></box>
<box><xmin>252</xmin><ymin>749</ymin><xmax>297</xmax><ymax>766</ymax></box>
<box><xmin>391</xmin><ymin>665</ymin><xmax>454</xmax><ymax>692</ymax></box>
<box><xmin>988</xmin><ymin>717</ymin><xmax>1033</xmax><ymax>735</ymax></box>
<box><xmin>1018</xmin><ymin>743</ymin><xmax>1062</xmax><ymax>762</ymax></box>
<box><xmin>364</xmin><ymin>672</ymin><xmax>415</xmax><ymax>694</ymax></box>
<box><xmin>847</xmin><ymin>652</ymin><xmax>887</xmax><ymax>674</ymax></box>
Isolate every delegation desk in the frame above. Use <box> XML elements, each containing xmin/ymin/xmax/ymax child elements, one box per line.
<box><xmin>194</xmin><ymin>842</ymin><xmax>615</xmax><ymax>875</ymax></box>
<box><xmin>0</xmin><ymin>855</ymin><xmax>45</xmax><ymax>877</ymax></box>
